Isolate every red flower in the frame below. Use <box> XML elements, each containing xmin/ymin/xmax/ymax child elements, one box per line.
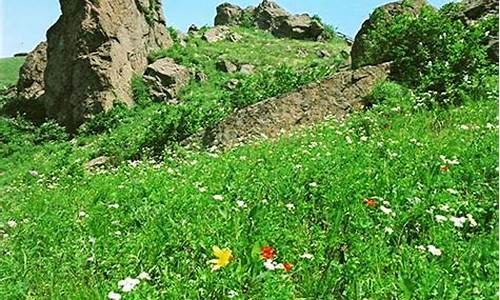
<box><xmin>440</xmin><ymin>165</ymin><xmax>449</xmax><ymax>172</ymax></box>
<box><xmin>363</xmin><ymin>198</ymin><xmax>377</xmax><ymax>207</ymax></box>
<box><xmin>261</xmin><ymin>246</ymin><xmax>275</xmax><ymax>260</ymax></box>
<box><xmin>283</xmin><ymin>263</ymin><xmax>293</xmax><ymax>272</ymax></box>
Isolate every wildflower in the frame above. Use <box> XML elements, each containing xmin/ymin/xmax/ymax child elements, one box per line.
<box><xmin>228</xmin><ymin>290</ymin><xmax>239</xmax><ymax>298</ymax></box>
<box><xmin>108</xmin><ymin>291</ymin><xmax>122</xmax><ymax>300</ymax></box>
<box><xmin>78</xmin><ymin>211</ymin><xmax>89</xmax><ymax>218</ymax></box>
<box><xmin>435</xmin><ymin>215</ymin><xmax>448</xmax><ymax>223</ymax></box>
<box><xmin>285</xmin><ymin>203</ymin><xmax>295</xmax><ymax>210</ymax></box>
<box><xmin>439</xmin><ymin>204</ymin><xmax>450</xmax><ymax>212</ymax></box>
<box><xmin>466</xmin><ymin>214</ymin><xmax>478</xmax><ymax>227</ymax></box>
<box><xmin>236</xmin><ymin>201</ymin><xmax>247</xmax><ymax>208</ymax></box>
<box><xmin>380</xmin><ymin>206</ymin><xmax>395</xmax><ymax>217</ymax></box>
<box><xmin>416</xmin><ymin>245</ymin><xmax>426</xmax><ymax>252</ymax></box>
<box><xmin>360</xmin><ymin>136</ymin><xmax>368</xmax><ymax>142</ymax></box>
<box><xmin>440</xmin><ymin>165</ymin><xmax>449</xmax><ymax>172</ymax></box>
<box><xmin>261</xmin><ymin>246</ymin><xmax>275</xmax><ymax>260</ymax></box>
<box><xmin>309</xmin><ymin>182</ymin><xmax>318</xmax><ymax>188</ymax></box>
<box><xmin>118</xmin><ymin>277</ymin><xmax>140</xmax><ymax>292</ymax></box>
<box><xmin>450</xmin><ymin>216</ymin><xmax>467</xmax><ymax>228</ymax></box>
<box><xmin>212</xmin><ymin>195</ymin><xmax>224</xmax><ymax>201</ymax></box>
<box><xmin>363</xmin><ymin>198</ymin><xmax>377</xmax><ymax>207</ymax></box>
<box><xmin>345</xmin><ymin>136</ymin><xmax>353</xmax><ymax>144</ymax></box>
<box><xmin>384</xmin><ymin>227</ymin><xmax>394</xmax><ymax>235</ymax></box>
<box><xmin>198</xmin><ymin>187</ymin><xmax>207</xmax><ymax>193</ymax></box>
<box><xmin>138</xmin><ymin>272</ymin><xmax>151</xmax><ymax>281</ymax></box>
<box><xmin>446</xmin><ymin>188</ymin><xmax>459</xmax><ymax>195</ymax></box>
<box><xmin>300</xmin><ymin>253</ymin><xmax>314</xmax><ymax>260</ymax></box>
<box><xmin>427</xmin><ymin>245</ymin><xmax>442</xmax><ymax>256</ymax></box>
<box><xmin>208</xmin><ymin>246</ymin><xmax>233</xmax><ymax>271</ymax></box>
<box><xmin>108</xmin><ymin>204</ymin><xmax>120</xmax><ymax>209</ymax></box>
<box><xmin>459</xmin><ymin>125</ymin><xmax>469</xmax><ymax>130</ymax></box>
<box><xmin>263</xmin><ymin>259</ymin><xmax>276</xmax><ymax>270</ymax></box>
<box><xmin>7</xmin><ymin>220</ymin><xmax>17</xmax><ymax>228</ymax></box>
<box><xmin>283</xmin><ymin>263</ymin><xmax>293</xmax><ymax>272</ymax></box>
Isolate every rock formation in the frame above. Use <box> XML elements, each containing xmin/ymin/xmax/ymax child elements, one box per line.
<box><xmin>187</xmin><ymin>63</ymin><xmax>392</xmax><ymax>150</ymax></box>
<box><xmin>214</xmin><ymin>1</ymin><xmax>325</xmax><ymax>41</ymax></box>
<box><xmin>17</xmin><ymin>0</ymin><xmax>172</xmax><ymax>131</ymax></box>
<box><xmin>351</xmin><ymin>0</ymin><xmax>428</xmax><ymax>69</ymax></box>
<box><xmin>143</xmin><ymin>58</ymin><xmax>191</xmax><ymax>102</ymax></box>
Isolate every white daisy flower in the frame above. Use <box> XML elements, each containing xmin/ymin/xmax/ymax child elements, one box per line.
<box><xmin>446</xmin><ymin>188</ymin><xmax>459</xmax><ymax>195</ymax></box>
<box><xmin>118</xmin><ymin>277</ymin><xmax>140</xmax><ymax>292</ymax></box>
<box><xmin>300</xmin><ymin>253</ymin><xmax>314</xmax><ymax>260</ymax></box>
<box><xmin>108</xmin><ymin>291</ymin><xmax>122</xmax><ymax>300</ymax></box>
<box><xmin>7</xmin><ymin>220</ymin><xmax>17</xmax><ymax>228</ymax></box>
<box><xmin>78</xmin><ymin>211</ymin><xmax>89</xmax><ymax>218</ymax></box>
<box><xmin>264</xmin><ymin>260</ymin><xmax>276</xmax><ymax>270</ymax></box>
<box><xmin>380</xmin><ymin>206</ymin><xmax>395</xmax><ymax>217</ymax></box>
<box><xmin>138</xmin><ymin>272</ymin><xmax>151</xmax><ymax>281</ymax></box>
<box><xmin>466</xmin><ymin>214</ymin><xmax>478</xmax><ymax>227</ymax></box>
<box><xmin>427</xmin><ymin>245</ymin><xmax>442</xmax><ymax>256</ymax></box>
<box><xmin>384</xmin><ymin>227</ymin><xmax>394</xmax><ymax>235</ymax></box>
<box><xmin>228</xmin><ymin>290</ymin><xmax>239</xmax><ymax>298</ymax></box>
<box><xmin>450</xmin><ymin>216</ymin><xmax>467</xmax><ymax>228</ymax></box>
<box><xmin>285</xmin><ymin>203</ymin><xmax>295</xmax><ymax>210</ymax></box>
<box><xmin>212</xmin><ymin>195</ymin><xmax>224</xmax><ymax>201</ymax></box>
<box><xmin>236</xmin><ymin>201</ymin><xmax>247</xmax><ymax>208</ymax></box>
<box><xmin>108</xmin><ymin>204</ymin><xmax>120</xmax><ymax>209</ymax></box>
<box><xmin>309</xmin><ymin>182</ymin><xmax>318</xmax><ymax>188</ymax></box>
<box><xmin>435</xmin><ymin>215</ymin><xmax>448</xmax><ymax>223</ymax></box>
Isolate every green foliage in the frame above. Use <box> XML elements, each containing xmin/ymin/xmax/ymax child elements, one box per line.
<box><xmin>359</xmin><ymin>6</ymin><xmax>498</xmax><ymax>105</ymax></box>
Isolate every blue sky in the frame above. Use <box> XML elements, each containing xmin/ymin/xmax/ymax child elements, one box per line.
<box><xmin>0</xmin><ymin>0</ymin><xmax>454</xmax><ymax>58</ymax></box>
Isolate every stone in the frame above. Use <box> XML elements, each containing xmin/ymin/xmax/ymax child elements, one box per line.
<box><xmin>17</xmin><ymin>0</ymin><xmax>173</xmax><ymax>131</ymax></box>
<box><xmin>202</xmin><ymin>26</ymin><xmax>230</xmax><ymax>43</ymax></box>
<box><xmin>239</xmin><ymin>64</ymin><xmax>255</xmax><ymax>75</ymax></box>
<box><xmin>216</xmin><ymin>59</ymin><xmax>238</xmax><ymax>73</ymax></box>
<box><xmin>214</xmin><ymin>0</ymin><xmax>325</xmax><ymax>41</ymax></box>
<box><xmin>188</xmin><ymin>24</ymin><xmax>200</xmax><ymax>34</ymax></box>
<box><xmin>187</xmin><ymin>63</ymin><xmax>392</xmax><ymax>149</ymax></box>
<box><xmin>351</xmin><ymin>0</ymin><xmax>428</xmax><ymax>69</ymax></box>
<box><xmin>227</xmin><ymin>32</ymin><xmax>243</xmax><ymax>42</ymax></box>
<box><xmin>462</xmin><ymin>0</ymin><xmax>498</xmax><ymax>21</ymax></box>
<box><xmin>317</xmin><ymin>50</ymin><xmax>331</xmax><ymax>58</ymax></box>
<box><xmin>215</xmin><ymin>3</ymin><xmax>243</xmax><ymax>26</ymax></box>
<box><xmin>487</xmin><ymin>39</ymin><xmax>499</xmax><ymax>62</ymax></box>
<box><xmin>85</xmin><ymin>156</ymin><xmax>110</xmax><ymax>170</ymax></box>
<box><xmin>195</xmin><ymin>72</ymin><xmax>208</xmax><ymax>82</ymax></box>
<box><xmin>227</xmin><ymin>79</ymin><xmax>240</xmax><ymax>90</ymax></box>
<box><xmin>15</xmin><ymin>42</ymin><xmax>48</xmax><ymax>122</ymax></box>
<box><xmin>143</xmin><ymin>58</ymin><xmax>191</xmax><ymax>101</ymax></box>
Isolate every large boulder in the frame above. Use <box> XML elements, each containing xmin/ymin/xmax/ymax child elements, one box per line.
<box><xmin>351</xmin><ymin>0</ymin><xmax>428</xmax><ymax>69</ymax></box>
<box><xmin>214</xmin><ymin>0</ymin><xmax>325</xmax><ymax>41</ymax></box>
<box><xmin>13</xmin><ymin>42</ymin><xmax>48</xmax><ymax>122</ymax></box>
<box><xmin>461</xmin><ymin>0</ymin><xmax>499</xmax><ymax>22</ymax></box>
<box><xmin>144</xmin><ymin>58</ymin><xmax>191</xmax><ymax>102</ymax></box>
<box><xmin>17</xmin><ymin>0</ymin><xmax>172</xmax><ymax>131</ymax></box>
<box><xmin>215</xmin><ymin>3</ymin><xmax>244</xmax><ymax>26</ymax></box>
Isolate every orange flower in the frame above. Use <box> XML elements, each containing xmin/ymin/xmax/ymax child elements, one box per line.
<box><xmin>363</xmin><ymin>198</ymin><xmax>377</xmax><ymax>207</ymax></box>
<box><xmin>283</xmin><ymin>263</ymin><xmax>293</xmax><ymax>272</ymax></box>
<box><xmin>440</xmin><ymin>165</ymin><xmax>449</xmax><ymax>172</ymax></box>
<box><xmin>261</xmin><ymin>246</ymin><xmax>275</xmax><ymax>260</ymax></box>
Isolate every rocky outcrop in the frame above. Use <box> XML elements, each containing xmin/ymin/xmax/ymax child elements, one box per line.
<box><xmin>202</xmin><ymin>26</ymin><xmax>231</xmax><ymax>43</ymax></box>
<box><xmin>461</xmin><ymin>0</ymin><xmax>498</xmax><ymax>22</ymax></box>
<box><xmin>17</xmin><ymin>0</ymin><xmax>172</xmax><ymax>131</ymax></box>
<box><xmin>14</xmin><ymin>42</ymin><xmax>48</xmax><ymax>122</ymax></box>
<box><xmin>187</xmin><ymin>63</ymin><xmax>391</xmax><ymax>150</ymax></box>
<box><xmin>144</xmin><ymin>58</ymin><xmax>191</xmax><ymax>102</ymax></box>
<box><xmin>351</xmin><ymin>0</ymin><xmax>428</xmax><ymax>69</ymax></box>
<box><xmin>214</xmin><ymin>1</ymin><xmax>325</xmax><ymax>41</ymax></box>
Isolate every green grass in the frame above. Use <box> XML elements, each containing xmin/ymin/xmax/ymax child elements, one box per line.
<box><xmin>0</xmin><ymin>57</ymin><xmax>25</xmax><ymax>88</ymax></box>
<box><xmin>0</xmin><ymin>79</ymin><xmax>498</xmax><ymax>299</ymax></box>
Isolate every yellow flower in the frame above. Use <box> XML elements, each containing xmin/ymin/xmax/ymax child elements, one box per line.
<box><xmin>208</xmin><ymin>246</ymin><xmax>233</xmax><ymax>271</ymax></box>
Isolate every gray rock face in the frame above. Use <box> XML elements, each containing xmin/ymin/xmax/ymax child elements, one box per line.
<box><xmin>17</xmin><ymin>0</ymin><xmax>172</xmax><ymax>131</ymax></box>
<box><xmin>144</xmin><ymin>58</ymin><xmax>191</xmax><ymax>101</ymax></box>
<box><xmin>203</xmin><ymin>26</ymin><xmax>231</xmax><ymax>43</ymax></box>
<box><xmin>351</xmin><ymin>0</ymin><xmax>428</xmax><ymax>69</ymax></box>
<box><xmin>461</xmin><ymin>0</ymin><xmax>498</xmax><ymax>21</ymax></box>
<box><xmin>216</xmin><ymin>59</ymin><xmax>238</xmax><ymax>73</ymax></box>
<box><xmin>214</xmin><ymin>0</ymin><xmax>325</xmax><ymax>41</ymax></box>
<box><xmin>187</xmin><ymin>63</ymin><xmax>392</xmax><ymax>150</ymax></box>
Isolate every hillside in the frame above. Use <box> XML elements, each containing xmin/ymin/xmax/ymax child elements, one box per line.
<box><xmin>0</xmin><ymin>0</ymin><xmax>499</xmax><ymax>299</ymax></box>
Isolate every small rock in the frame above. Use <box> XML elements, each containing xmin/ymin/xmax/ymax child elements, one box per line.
<box><xmin>85</xmin><ymin>156</ymin><xmax>110</xmax><ymax>170</ymax></box>
<box><xmin>144</xmin><ymin>58</ymin><xmax>191</xmax><ymax>101</ymax></box>
<box><xmin>239</xmin><ymin>64</ymin><xmax>255</xmax><ymax>75</ymax></box>
<box><xmin>195</xmin><ymin>72</ymin><xmax>208</xmax><ymax>82</ymax></box>
<box><xmin>227</xmin><ymin>79</ymin><xmax>240</xmax><ymax>90</ymax></box>
<box><xmin>227</xmin><ymin>32</ymin><xmax>243</xmax><ymax>42</ymax></box>
<box><xmin>202</xmin><ymin>26</ymin><xmax>229</xmax><ymax>43</ymax></box>
<box><xmin>216</xmin><ymin>59</ymin><xmax>238</xmax><ymax>73</ymax></box>
<box><xmin>317</xmin><ymin>50</ymin><xmax>331</xmax><ymax>58</ymax></box>
<box><xmin>297</xmin><ymin>48</ymin><xmax>308</xmax><ymax>57</ymax></box>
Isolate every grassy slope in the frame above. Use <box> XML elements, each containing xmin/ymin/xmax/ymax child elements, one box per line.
<box><xmin>0</xmin><ymin>80</ymin><xmax>498</xmax><ymax>299</ymax></box>
<box><xmin>0</xmin><ymin>57</ymin><xmax>25</xmax><ymax>88</ymax></box>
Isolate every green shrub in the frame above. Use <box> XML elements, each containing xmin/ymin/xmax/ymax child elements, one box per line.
<box><xmin>360</xmin><ymin>5</ymin><xmax>498</xmax><ymax>104</ymax></box>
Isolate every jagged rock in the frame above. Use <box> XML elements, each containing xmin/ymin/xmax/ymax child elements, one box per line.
<box><xmin>214</xmin><ymin>0</ymin><xmax>325</xmax><ymax>41</ymax></box>
<box><xmin>203</xmin><ymin>26</ymin><xmax>230</xmax><ymax>43</ymax></box>
<box><xmin>17</xmin><ymin>0</ymin><xmax>172</xmax><ymax>131</ymax></box>
<box><xmin>215</xmin><ymin>3</ymin><xmax>244</xmax><ymax>26</ymax></box>
<box><xmin>85</xmin><ymin>156</ymin><xmax>110</xmax><ymax>171</ymax></box>
<box><xmin>14</xmin><ymin>42</ymin><xmax>48</xmax><ymax>122</ymax></box>
<box><xmin>188</xmin><ymin>24</ymin><xmax>200</xmax><ymax>34</ymax></box>
<box><xmin>351</xmin><ymin>0</ymin><xmax>428</xmax><ymax>69</ymax></box>
<box><xmin>216</xmin><ymin>59</ymin><xmax>238</xmax><ymax>73</ymax></box>
<box><xmin>187</xmin><ymin>63</ymin><xmax>392</xmax><ymax>149</ymax></box>
<box><xmin>239</xmin><ymin>64</ymin><xmax>255</xmax><ymax>75</ymax></box>
<box><xmin>195</xmin><ymin>72</ymin><xmax>208</xmax><ymax>82</ymax></box>
<box><xmin>227</xmin><ymin>32</ymin><xmax>243</xmax><ymax>42</ymax></box>
<box><xmin>317</xmin><ymin>50</ymin><xmax>331</xmax><ymax>58</ymax></box>
<box><xmin>227</xmin><ymin>79</ymin><xmax>240</xmax><ymax>90</ymax></box>
<box><xmin>462</xmin><ymin>0</ymin><xmax>498</xmax><ymax>21</ymax></box>
<box><xmin>144</xmin><ymin>58</ymin><xmax>191</xmax><ymax>101</ymax></box>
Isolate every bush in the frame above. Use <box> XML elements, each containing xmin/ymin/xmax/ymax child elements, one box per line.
<box><xmin>360</xmin><ymin>5</ymin><xmax>498</xmax><ymax>104</ymax></box>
